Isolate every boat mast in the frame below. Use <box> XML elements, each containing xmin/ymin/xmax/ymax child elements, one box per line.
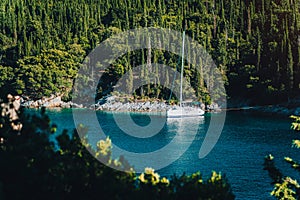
<box><xmin>180</xmin><ymin>31</ymin><xmax>185</xmax><ymax>108</ymax></box>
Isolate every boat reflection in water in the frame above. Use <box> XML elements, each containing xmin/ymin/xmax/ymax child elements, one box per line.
<box><xmin>162</xmin><ymin>115</ymin><xmax>205</xmax><ymax>165</ymax></box>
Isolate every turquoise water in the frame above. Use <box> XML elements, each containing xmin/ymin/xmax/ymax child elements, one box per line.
<box><xmin>27</xmin><ymin>108</ymin><xmax>298</xmax><ymax>199</ymax></box>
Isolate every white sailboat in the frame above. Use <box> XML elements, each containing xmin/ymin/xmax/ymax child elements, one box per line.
<box><xmin>167</xmin><ymin>31</ymin><xmax>205</xmax><ymax>118</ymax></box>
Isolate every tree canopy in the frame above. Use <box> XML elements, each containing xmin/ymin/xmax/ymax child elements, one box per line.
<box><xmin>0</xmin><ymin>0</ymin><xmax>299</xmax><ymax>104</ymax></box>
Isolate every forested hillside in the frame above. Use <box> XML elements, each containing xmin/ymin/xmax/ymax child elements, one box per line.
<box><xmin>0</xmin><ymin>0</ymin><xmax>299</xmax><ymax>105</ymax></box>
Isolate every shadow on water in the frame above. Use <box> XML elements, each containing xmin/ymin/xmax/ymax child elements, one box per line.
<box><xmin>26</xmin><ymin>109</ymin><xmax>298</xmax><ymax>199</ymax></box>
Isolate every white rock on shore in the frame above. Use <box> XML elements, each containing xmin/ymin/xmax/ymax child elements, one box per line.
<box><xmin>94</xmin><ymin>101</ymin><xmax>172</xmax><ymax>112</ymax></box>
<box><xmin>21</xmin><ymin>95</ymin><xmax>83</xmax><ymax>108</ymax></box>
<box><xmin>20</xmin><ymin>95</ymin><xmax>223</xmax><ymax>113</ymax></box>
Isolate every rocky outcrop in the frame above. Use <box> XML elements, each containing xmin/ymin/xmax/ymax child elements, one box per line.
<box><xmin>21</xmin><ymin>95</ymin><xmax>83</xmax><ymax>108</ymax></box>
<box><xmin>95</xmin><ymin>101</ymin><xmax>172</xmax><ymax>112</ymax></box>
<box><xmin>227</xmin><ymin>96</ymin><xmax>300</xmax><ymax>116</ymax></box>
<box><xmin>250</xmin><ymin>105</ymin><xmax>300</xmax><ymax>116</ymax></box>
<box><xmin>20</xmin><ymin>94</ymin><xmax>222</xmax><ymax>113</ymax></box>
<box><xmin>93</xmin><ymin>95</ymin><xmax>212</xmax><ymax>112</ymax></box>
<box><xmin>246</xmin><ymin>96</ymin><xmax>300</xmax><ymax>116</ymax></box>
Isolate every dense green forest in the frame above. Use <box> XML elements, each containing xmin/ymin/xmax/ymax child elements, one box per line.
<box><xmin>0</xmin><ymin>0</ymin><xmax>299</xmax><ymax>105</ymax></box>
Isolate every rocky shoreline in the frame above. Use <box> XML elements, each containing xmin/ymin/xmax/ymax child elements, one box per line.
<box><xmin>21</xmin><ymin>95</ymin><xmax>82</xmax><ymax>109</ymax></box>
<box><xmin>19</xmin><ymin>95</ymin><xmax>300</xmax><ymax>116</ymax></box>
<box><xmin>248</xmin><ymin>105</ymin><xmax>300</xmax><ymax>116</ymax></box>
<box><xmin>227</xmin><ymin>96</ymin><xmax>300</xmax><ymax>116</ymax></box>
<box><xmin>95</xmin><ymin>101</ymin><xmax>171</xmax><ymax>112</ymax></box>
<box><xmin>20</xmin><ymin>95</ymin><xmax>222</xmax><ymax>112</ymax></box>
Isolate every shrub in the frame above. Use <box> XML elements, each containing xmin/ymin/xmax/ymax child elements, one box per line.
<box><xmin>0</xmin><ymin>108</ymin><xmax>234</xmax><ymax>200</ymax></box>
<box><xmin>264</xmin><ymin>115</ymin><xmax>300</xmax><ymax>199</ymax></box>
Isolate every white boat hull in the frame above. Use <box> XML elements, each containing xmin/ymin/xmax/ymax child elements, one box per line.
<box><xmin>167</xmin><ymin>107</ymin><xmax>205</xmax><ymax>118</ymax></box>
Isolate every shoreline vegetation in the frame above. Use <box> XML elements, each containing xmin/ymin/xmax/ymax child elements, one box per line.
<box><xmin>19</xmin><ymin>94</ymin><xmax>222</xmax><ymax>112</ymax></box>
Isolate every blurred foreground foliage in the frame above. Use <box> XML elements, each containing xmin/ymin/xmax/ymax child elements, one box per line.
<box><xmin>264</xmin><ymin>115</ymin><xmax>300</xmax><ymax>199</ymax></box>
<box><xmin>0</xmin><ymin>108</ymin><xmax>234</xmax><ymax>200</ymax></box>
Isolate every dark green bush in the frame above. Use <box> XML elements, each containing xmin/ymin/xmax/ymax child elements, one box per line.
<box><xmin>0</xmin><ymin>108</ymin><xmax>234</xmax><ymax>200</ymax></box>
<box><xmin>264</xmin><ymin>115</ymin><xmax>300</xmax><ymax>199</ymax></box>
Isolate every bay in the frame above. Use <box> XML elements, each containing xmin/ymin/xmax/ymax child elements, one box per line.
<box><xmin>27</xmin><ymin>108</ymin><xmax>299</xmax><ymax>199</ymax></box>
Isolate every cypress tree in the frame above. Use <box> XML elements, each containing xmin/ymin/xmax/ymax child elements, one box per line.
<box><xmin>287</xmin><ymin>41</ymin><xmax>294</xmax><ymax>90</ymax></box>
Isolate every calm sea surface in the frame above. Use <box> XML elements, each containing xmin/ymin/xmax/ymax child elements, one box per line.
<box><xmin>27</xmin><ymin>108</ymin><xmax>299</xmax><ymax>199</ymax></box>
